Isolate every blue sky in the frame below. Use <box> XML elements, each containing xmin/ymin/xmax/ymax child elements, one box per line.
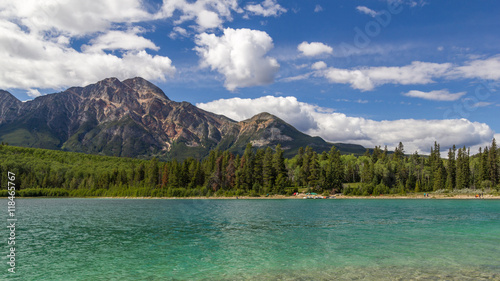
<box><xmin>1</xmin><ymin>0</ymin><xmax>499</xmax><ymax>153</ymax></box>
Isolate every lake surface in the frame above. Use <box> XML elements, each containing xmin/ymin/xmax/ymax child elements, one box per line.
<box><xmin>1</xmin><ymin>198</ymin><xmax>500</xmax><ymax>280</ymax></box>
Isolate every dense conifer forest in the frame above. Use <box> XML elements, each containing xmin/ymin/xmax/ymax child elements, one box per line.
<box><xmin>0</xmin><ymin>139</ymin><xmax>498</xmax><ymax>197</ymax></box>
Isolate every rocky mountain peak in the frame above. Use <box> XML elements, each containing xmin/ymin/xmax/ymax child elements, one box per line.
<box><xmin>70</xmin><ymin>77</ymin><xmax>164</xmax><ymax>102</ymax></box>
<box><xmin>74</xmin><ymin>77</ymin><xmax>129</xmax><ymax>101</ymax></box>
<box><xmin>252</xmin><ymin>112</ymin><xmax>274</xmax><ymax>119</ymax></box>
<box><xmin>123</xmin><ymin>77</ymin><xmax>170</xmax><ymax>101</ymax></box>
<box><xmin>0</xmin><ymin>90</ymin><xmax>22</xmax><ymax>124</ymax></box>
<box><xmin>98</xmin><ymin>77</ymin><xmax>121</xmax><ymax>85</ymax></box>
<box><xmin>0</xmin><ymin>90</ymin><xmax>21</xmax><ymax>104</ymax></box>
<box><xmin>243</xmin><ymin>112</ymin><xmax>279</xmax><ymax>123</ymax></box>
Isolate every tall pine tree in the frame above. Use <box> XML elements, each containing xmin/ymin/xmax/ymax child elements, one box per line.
<box><xmin>445</xmin><ymin>145</ymin><xmax>456</xmax><ymax>190</ymax></box>
<box><xmin>489</xmin><ymin>138</ymin><xmax>498</xmax><ymax>186</ymax></box>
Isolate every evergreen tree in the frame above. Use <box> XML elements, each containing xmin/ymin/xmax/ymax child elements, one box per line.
<box><xmin>297</xmin><ymin>147</ymin><xmax>304</xmax><ymax>167</ymax></box>
<box><xmin>242</xmin><ymin>143</ymin><xmax>254</xmax><ymax>190</ymax></box>
<box><xmin>371</xmin><ymin>146</ymin><xmax>382</xmax><ymax>164</ymax></box>
<box><xmin>321</xmin><ymin>151</ymin><xmax>329</xmax><ymax>161</ymax></box>
<box><xmin>299</xmin><ymin>147</ymin><xmax>312</xmax><ymax>187</ymax></box>
<box><xmin>262</xmin><ymin>147</ymin><xmax>275</xmax><ymax>191</ymax></box>
<box><xmin>429</xmin><ymin>142</ymin><xmax>445</xmax><ymax>190</ymax></box>
<box><xmin>273</xmin><ymin>145</ymin><xmax>287</xmax><ymax>190</ymax></box>
<box><xmin>273</xmin><ymin>145</ymin><xmax>286</xmax><ymax>177</ymax></box>
<box><xmin>489</xmin><ymin>138</ymin><xmax>498</xmax><ymax>186</ymax></box>
<box><xmin>393</xmin><ymin>142</ymin><xmax>405</xmax><ymax>161</ymax></box>
<box><xmin>446</xmin><ymin>145</ymin><xmax>456</xmax><ymax>190</ymax></box>
<box><xmin>225</xmin><ymin>154</ymin><xmax>236</xmax><ymax>190</ymax></box>
<box><xmin>456</xmin><ymin>147</ymin><xmax>471</xmax><ymax>189</ymax></box>
<box><xmin>134</xmin><ymin>163</ymin><xmax>145</xmax><ymax>183</ymax></box>
<box><xmin>169</xmin><ymin>160</ymin><xmax>180</xmax><ymax>188</ymax></box>
<box><xmin>415</xmin><ymin>180</ymin><xmax>421</xmax><ymax>192</ymax></box>
<box><xmin>307</xmin><ymin>149</ymin><xmax>319</xmax><ymax>189</ymax></box>
<box><xmin>381</xmin><ymin>146</ymin><xmax>388</xmax><ymax>162</ymax></box>
<box><xmin>274</xmin><ymin>173</ymin><xmax>286</xmax><ymax>194</ymax></box>
<box><xmin>253</xmin><ymin>149</ymin><xmax>264</xmax><ymax>187</ymax></box>
<box><xmin>161</xmin><ymin>163</ymin><xmax>169</xmax><ymax>188</ymax></box>
<box><xmin>328</xmin><ymin>146</ymin><xmax>344</xmax><ymax>192</ymax></box>
<box><xmin>482</xmin><ymin>146</ymin><xmax>490</xmax><ymax>181</ymax></box>
<box><xmin>433</xmin><ymin>167</ymin><xmax>443</xmax><ymax>191</ymax></box>
<box><xmin>359</xmin><ymin>156</ymin><xmax>373</xmax><ymax>184</ymax></box>
<box><xmin>191</xmin><ymin>161</ymin><xmax>204</xmax><ymax>188</ymax></box>
<box><xmin>146</xmin><ymin>157</ymin><xmax>159</xmax><ymax>187</ymax></box>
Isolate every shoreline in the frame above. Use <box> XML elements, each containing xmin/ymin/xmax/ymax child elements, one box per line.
<box><xmin>36</xmin><ymin>194</ymin><xmax>500</xmax><ymax>200</ymax></box>
<box><xmin>6</xmin><ymin>193</ymin><xmax>500</xmax><ymax>200</ymax></box>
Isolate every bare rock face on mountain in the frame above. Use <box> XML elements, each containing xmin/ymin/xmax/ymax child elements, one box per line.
<box><xmin>0</xmin><ymin>78</ymin><xmax>364</xmax><ymax>159</ymax></box>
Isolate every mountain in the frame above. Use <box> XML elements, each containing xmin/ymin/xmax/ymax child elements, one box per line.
<box><xmin>0</xmin><ymin>77</ymin><xmax>366</xmax><ymax>159</ymax></box>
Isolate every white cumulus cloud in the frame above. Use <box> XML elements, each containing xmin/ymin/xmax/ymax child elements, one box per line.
<box><xmin>196</xmin><ymin>10</ymin><xmax>223</xmax><ymax>29</ymax></box>
<box><xmin>298</xmin><ymin>41</ymin><xmax>333</xmax><ymax>57</ymax></box>
<box><xmin>403</xmin><ymin>89</ymin><xmax>466</xmax><ymax>101</ymax></box>
<box><xmin>315</xmin><ymin>61</ymin><xmax>453</xmax><ymax>91</ymax></box>
<box><xmin>452</xmin><ymin>56</ymin><xmax>500</xmax><ymax>80</ymax></box>
<box><xmin>194</xmin><ymin>28</ymin><xmax>280</xmax><ymax>91</ymax></box>
<box><xmin>159</xmin><ymin>0</ymin><xmax>242</xmax><ymax>30</ymax></box>
<box><xmin>197</xmin><ymin>96</ymin><xmax>495</xmax><ymax>153</ymax></box>
<box><xmin>27</xmin><ymin>89</ymin><xmax>42</xmax><ymax>98</ymax></box>
<box><xmin>311</xmin><ymin>61</ymin><xmax>327</xmax><ymax>70</ymax></box>
<box><xmin>245</xmin><ymin>0</ymin><xmax>287</xmax><ymax>17</ymax></box>
<box><xmin>0</xmin><ymin>21</ymin><xmax>175</xmax><ymax>90</ymax></box>
<box><xmin>81</xmin><ymin>28</ymin><xmax>159</xmax><ymax>53</ymax></box>
<box><xmin>311</xmin><ymin>57</ymin><xmax>500</xmax><ymax>91</ymax></box>
<box><xmin>0</xmin><ymin>0</ymin><xmax>151</xmax><ymax>36</ymax></box>
<box><xmin>0</xmin><ymin>0</ymin><xmax>176</xmax><ymax>91</ymax></box>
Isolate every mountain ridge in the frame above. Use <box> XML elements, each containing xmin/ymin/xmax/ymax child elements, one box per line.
<box><xmin>0</xmin><ymin>77</ymin><xmax>366</xmax><ymax>159</ymax></box>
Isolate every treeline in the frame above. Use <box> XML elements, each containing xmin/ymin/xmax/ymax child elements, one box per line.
<box><xmin>342</xmin><ymin>140</ymin><xmax>499</xmax><ymax>195</ymax></box>
<box><xmin>0</xmin><ymin>139</ymin><xmax>498</xmax><ymax>197</ymax></box>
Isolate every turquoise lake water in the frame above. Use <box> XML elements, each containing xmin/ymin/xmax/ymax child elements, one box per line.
<box><xmin>1</xmin><ymin>199</ymin><xmax>499</xmax><ymax>280</ymax></box>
